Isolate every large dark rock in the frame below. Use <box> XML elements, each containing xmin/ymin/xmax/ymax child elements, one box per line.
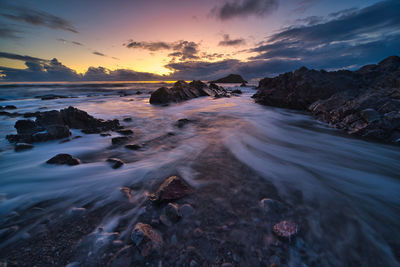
<box><xmin>211</xmin><ymin>74</ymin><xmax>247</xmax><ymax>84</ymax></box>
<box><xmin>253</xmin><ymin>55</ymin><xmax>400</xmax><ymax>143</ymax></box>
<box><xmin>6</xmin><ymin>106</ymin><xmax>120</xmax><ymax>144</ymax></box>
<box><xmin>149</xmin><ymin>80</ymin><xmax>228</xmax><ymax>105</ymax></box>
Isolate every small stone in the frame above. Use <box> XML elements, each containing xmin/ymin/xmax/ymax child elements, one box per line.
<box><xmin>111</xmin><ymin>136</ymin><xmax>129</xmax><ymax>145</ymax></box>
<box><xmin>107</xmin><ymin>158</ymin><xmax>124</xmax><ymax>169</ymax></box>
<box><xmin>165</xmin><ymin>203</ymin><xmax>181</xmax><ymax>222</ymax></box>
<box><xmin>175</xmin><ymin>118</ymin><xmax>192</xmax><ymax>128</ymax></box>
<box><xmin>159</xmin><ymin>215</ymin><xmax>172</xmax><ymax>227</ymax></box>
<box><xmin>46</xmin><ymin>154</ymin><xmax>80</xmax><ymax>166</ymax></box>
<box><xmin>259</xmin><ymin>198</ymin><xmax>283</xmax><ymax>213</ymax></box>
<box><xmin>131</xmin><ymin>223</ymin><xmax>163</xmax><ymax>256</ymax></box>
<box><xmin>123</xmin><ymin>117</ymin><xmax>132</xmax><ymax>122</ymax></box>
<box><xmin>125</xmin><ymin>144</ymin><xmax>141</xmax><ymax>150</ymax></box>
<box><xmin>180</xmin><ymin>204</ymin><xmax>194</xmax><ymax>218</ymax></box>
<box><xmin>272</xmin><ymin>220</ymin><xmax>298</xmax><ymax>239</ymax></box>
<box><xmin>116</xmin><ymin>129</ymin><xmax>133</xmax><ymax>135</ymax></box>
<box><xmin>190</xmin><ymin>260</ymin><xmax>198</xmax><ymax>267</ymax></box>
<box><xmin>14</xmin><ymin>143</ymin><xmax>34</xmax><ymax>152</ymax></box>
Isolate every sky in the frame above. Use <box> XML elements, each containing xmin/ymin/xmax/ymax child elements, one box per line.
<box><xmin>0</xmin><ymin>0</ymin><xmax>399</xmax><ymax>82</ymax></box>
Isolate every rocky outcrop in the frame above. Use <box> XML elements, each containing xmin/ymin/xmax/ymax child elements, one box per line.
<box><xmin>149</xmin><ymin>80</ymin><xmax>228</xmax><ymax>105</ymax></box>
<box><xmin>253</xmin><ymin>55</ymin><xmax>400</xmax><ymax>143</ymax></box>
<box><xmin>211</xmin><ymin>74</ymin><xmax>247</xmax><ymax>84</ymax></box>
<box><xmin>6</xmin><ymin>106</ymin><xmax>120</xmax><ymax>143</ymax></box>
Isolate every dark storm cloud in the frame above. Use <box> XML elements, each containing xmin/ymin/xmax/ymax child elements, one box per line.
<box><xmin>211</xmin><ymin>0</ymin><xmax>279</xmax><ymax>20</ymax></box>
<box><xmin>1</xmin><ymin>6</ymin><xmax>78</xmax><ymax>33</ymax></box>
<box><xmin>218</xmin><ymin>34</ymin><xmax>246</xmax><ymax>46</ymax></box>
<box><xmin>250</xmin><ymin>0</ymin><xmax>400</xmax><ymax>69</ymax></box>
<box><xmin>125</xmin><ymin>40</ymin><xmax>200</xmax><ymax>61</ymax></box>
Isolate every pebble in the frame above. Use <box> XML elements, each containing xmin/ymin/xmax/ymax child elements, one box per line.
<box><xmin>180</xmin><ymin>204</ymin><xmax>194</xmax><ymax>218</ymax></box>
<box><xmin>272</xmin><ymin>220</ymin><xmax>298</xmax><ymax>239</ymax></box>
<box><xmin>165</xmin><ymin>203</ymin><xmax>181</xmax><ymax>222</ymax></box>
<box><xmin>106</xmin><ymin>158</ymin><xmax>124</xmax><ymax>169</ymax></box>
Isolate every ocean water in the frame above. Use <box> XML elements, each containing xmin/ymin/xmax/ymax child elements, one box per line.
<box><xmin>0</xmin><ymin>82</ymin><xmax>399</xmax><ymax>266</ymax></box>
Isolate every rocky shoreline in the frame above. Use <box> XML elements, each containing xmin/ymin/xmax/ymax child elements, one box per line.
<box><xmin>252</xmin><ymin>56</ymin><xmax>400</xmax><ymax>143</ymax></box>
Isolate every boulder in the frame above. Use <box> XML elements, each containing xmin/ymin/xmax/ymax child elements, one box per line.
<box><xmin>211</xmin><ymin>74</ymin><xmax>247</xmax><ymax>83</ymax></box>
<box><xmin>131</xmin><ymin>223</ymin><xmax>163</xmax><ymax>257</ymax></box>
<box><xmin>149</xmin><ymin>80</ymin><xmax>228</xmax><ymax>105</ymax></box>
<box><xmin>112</xmin><ymin>136</ymin><xmax>129</xmax><ymax>145</ymax></box>
<box><xmin>149</xmin><ymin>175</ymin><xmax>193</xmax><ymax>202</ymax></box>
<box><xmin>46</xmin><ymin>154</ymin><xmax>80</xmax><ymax>166</ymax></box>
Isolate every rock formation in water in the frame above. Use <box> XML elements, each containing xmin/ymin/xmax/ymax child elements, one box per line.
<box><xmin>6</xmin><ymin>106</ymin><xmax>120</xmax><ymax>143</ymax></box>
<box><xmin>211</xmin><ymin>74</ymin><xmax>247</xmax><ymax>84</ymax></box>
<box><xmin>149</xmin><ymin>80</ymin><xmax>229</xmax><ymax>104</ymax></box>
<box><xmin>252</xmin><ymin>55</ymin><xmax>400</xmax><ymax>143</ymax></box>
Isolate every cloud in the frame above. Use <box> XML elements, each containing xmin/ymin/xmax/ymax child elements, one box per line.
<box><xmin>1</xmin><ymin>5</ymin><xmax>78</xmax><ymax>33</ymax></box>
<box><xmin>93</xmin><ymin>51</ymin><xmax>106</xmax><ymax>57</ymax></box>
<box><xmin>125</xmin><ymin>40</ymin><xmax>200</xmax><ymax>61</ymax></box>
<box><xmin>0</xmin><ymin>24</ymin><xmax>22</xmax><ymax>39</ymax></box>
<box><xmin>292</xmin><ymin>0</ymin><xmax>319</xmax><ymax>13</ymax></box>
<box><xmin>0</xmin><ymin>52</ymin><xmax>162</xmax><ymax>81</ymax></box>
<box><xmin>250</xmin><ymin>0</ymin><xmax>400</xmax><ymax>70</ymax></box>
<box><xmin>218</xmin><ymin>34</ymin><xmax>246</xmax><ymax>46</ymax></box>
<box><xmin>211</xmin><ymin>0</ymin><xmax>278</xmax><ymax>20</ymax></box>
<box><xmin>57</xmin><ymin>38</ymin><xmax>83</xmax><ymax>46</ymax></box>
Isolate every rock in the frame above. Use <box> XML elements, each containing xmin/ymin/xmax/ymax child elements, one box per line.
<box><xmin>272</xmin><ymin>220</ymin><xmax>298</xmax><ymax>239</ymax></box>
<box><xmin>107</xmin><ymin>158</ymin><xmax>124</xmax><ymax>169</ymax></box>
<box><xmin>100</xmin><ymin>133</ymin><xmax>111</xmax><ymax>137</ymax></box>
<box><xmin>112</xmin><ymin>136</ymin><xmax>129</xmax><ymax>145</ymax></box>
<box><xmin>180</xmin><ymin>204</ymin><xmax>194</xmax><ymax>218</ymax></box>
<box><xmin>159</xmin><ymin>214</ymin><xmax>172</xmax><ymax>227</ymax></box>
<box><xmin>149</xmin><ymin>80</ymin><xmax>228</xmax><ymax>105</ymax></box>
<box><xmin>221</xmin><ymin>263</ymin><xmax>233</xmax><ymax>267</ymax></box>
<box><xmin>259</xmin><ymin>198</ymin><xmax>283</xmax><ymax>213</ymax></box>
<box><xmin>69</xmin><ymin>207</ymin><xmax>86</xmax><ymax>216</ymax></box>
<box><xmin>149</xmin><ymin>176</ymin><xmax>193</xmax><ymax>202</ymax></box>
<box><xmin>123</xmin><ymin>117</ymin><xmax>132</xmax><ymax>122</ymax></box>
<box><xmin>165</xmin><ymin>203</ymin><xmax>181</xmax><ymax>222</ymax></box>
<box><xmin>175</xmin><ymin>118</ymin><xmax>192</xmax><ymax>128</ymax></box>
<box><xmin>253</xmin><ymin>55</ymin><xmax>400</xmax><ymax>143</ymax></box>
<box><xmin>6</xmin><ymin>107</ymin><xmax>119</xmax><ymax>144</ymax></box>
<box><xmin>131</xmin><ymin>223</ymin><xmax>163</xmax><ymax>256</ymax></box>
<box><xmin>211</xmin><ymin>74</ymin><xmax>247</xmax><ymax>84</ymax></box>
<box><xmin>360</xmin><ymin>108</ymin><xmax>381</xmax><ymax>123</ymax></box>
<box><xmin>46</xmin><ymin>154</ymin><xmax>80</xmax><ymax>166</ymax></box>
<box><xmin>15</xmin><ymin>120</ymin><xmax>41</xmax><ymax>135</ymax></box>
<box><xmin>116</xmin><ymin>129</ymin><xmax>133</xmax><ymax>135</ymax></box>
<box><xmin>36</xmin><ymin>94</ymin><xmax>68</xmax><ymax>100</ymax></box>
<box><xmin>107</xmin><ymin>245</ymin><xmax>134</xmax><ymax>266</ymax></box>
<box><xmin>125</xmin><ymin>144</ymin><xmax>141</xmax><ymax>150</ymax></box>
<box><xmin>65</xmin><ymin>262</ymin><xmax>80</xmax><ymax>267</ymax></box>
<box><xmin>231</xmin><ymin>89</ymin><xmax>242</xmax><ymax>94</ymax></box>
<box><xmin>136</xmin><ymin>91</ymin><xmax>143</xmax><ymax>95</ymax></box>
<box><xmin>3</xmin><ymin>105</ymin><xmax>17</xmax><ymax>109</ymax></box>
<box><xmin>15</xmin><ymin>143</ymin><xmax>34</xmax><ymax>152</ymax></box>
<box><xmin>240</xmin><ymin>82</ymin><xmax>247</xmax><ymax>87</ymax></box>
<box><xmin>190</xmin><ymin>260</ymin><xmax>198</xmax><ymax>267</ymax></box>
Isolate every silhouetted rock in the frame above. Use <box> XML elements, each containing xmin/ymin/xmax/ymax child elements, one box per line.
<box><xmin>116</xmin><ymin>129</ymin><xmax>133</xmax><ymax>135</ymax></box>
<box><xmin>149</xmin><ymin>175</ymin><xmax>193</xmax><ymax>202</ymax></box>
<box><xmin>253</xmin><ymin>55</ymin><xmax>400</xmax><ymax>143</ymax></box>
<box><xmin>175</xmin><ymin>118</ymin><xmax>192</xmax><ymax>128</ymax></box>
<box><xmin>125</xmin><ymin>144</ymin><xmax>141</xmax><ymax>150</ymax></box>
<box><xmin>6</xmin><ymin>106</ymin><xmax>120</xmax><ymax>144</ymax></box>
<box><xmin>240</xmin><ymin>82</ymin><xmax>247</xmax><ymax>87</ymax></box>
<box><xmin>231</xmin><ymin>89</ymin><xmax>242</xmax><ymax>94</ymax></box>
<box><xmin>211</xmin><ymin>74</ymin><xmax>247</xmax><ymax>83</ymax></box>
<box><xmin>36</xmin><ymin>94</ymin><xmax>68</xmax><ymax>100</ymax></box>
<box><xmin>0</xmin><ymin>105</ymin><xmax>17</xmax><ymax>110</ymax></box>
<box><xmin>149</xmin><ymin>80</ymin><xmax>229</xmax><ymax>105</ymax></box>
<box><xmin>46</xmin><ymin>154</ymin><xmax>80</xmax><ymax>166</ymax></box>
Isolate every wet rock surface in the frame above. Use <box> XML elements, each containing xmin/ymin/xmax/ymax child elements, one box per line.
<box><xmin>253</xmin><ymin>55</ymin><xmax>400</xmax><ymax>143</ymax></box>
<box><xmin>149</xmin><ymin>80</ymin><xmax>229</xmax><ymax>104</ymax></box>
<box><xmin>14</xmin><ymin>143</ymin><xmax>34</xmax><ymax>152</ymax></box>
<box><xmin>106</xmin><ymin>158</ymin><xmax>124</xmax><ymax>169</ymax></box>
<box><xmin>46</xmin><ymin>153</ymin><xmax>80</xmax><ymax>166</ymax></box>
<box><xmin>6</xmin><ymin>106</ymin><xmax>120</xmax><ymax>143</ymax></box>
<box><xmin>131</xmin><ymin>223</ymin><xmax>163</xmax><ymax>256</ymax></box>
<box><xmin>149</xmin><ymin>175</ymin><xmax>193</xmax><ymax>202</ymax></box>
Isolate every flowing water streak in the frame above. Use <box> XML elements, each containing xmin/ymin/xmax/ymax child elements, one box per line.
<box><xmin>0</xmin><ymin>82</ymin><xmax>399</xmax><ymax>265</ymax></box>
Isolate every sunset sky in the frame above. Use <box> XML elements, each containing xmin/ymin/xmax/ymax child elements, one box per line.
<box><xmin>0</xmin><ymin>0</ymin><xmax>399</xmax><ymax>81</ymax></box>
